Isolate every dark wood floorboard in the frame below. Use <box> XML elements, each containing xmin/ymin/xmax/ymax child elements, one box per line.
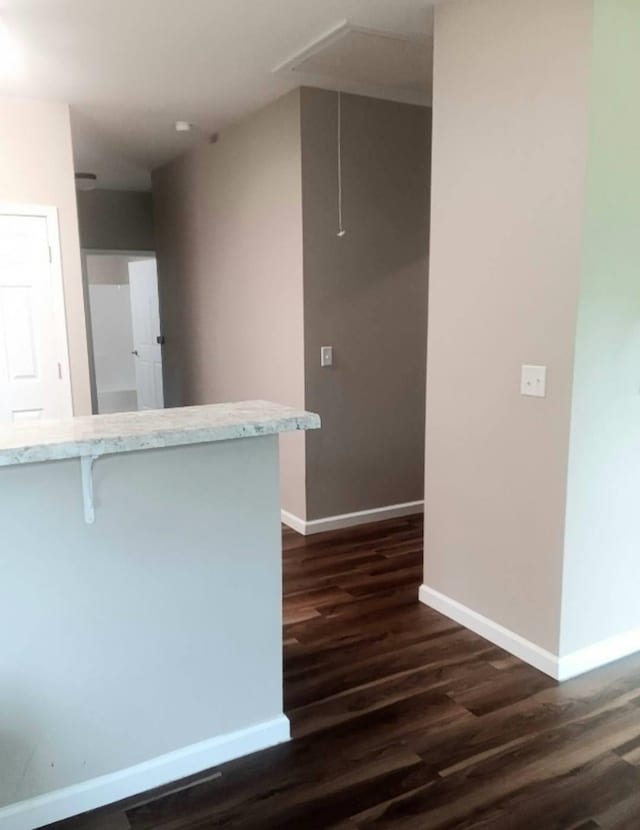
<box><xmin>44</xmin><ymin>515</ymin><xmax>640</xmax><ymax>830</ymax></box>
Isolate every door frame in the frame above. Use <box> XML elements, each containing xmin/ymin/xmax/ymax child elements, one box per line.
<box><xmin>0</xmin><ymin>202</ymin><xmax>73</xmax><ymax>418</ymax></box>
<box><xmin>81</xmin><ymin>248</ymin><xmax>155</xmax><ymax>414</ymax></box>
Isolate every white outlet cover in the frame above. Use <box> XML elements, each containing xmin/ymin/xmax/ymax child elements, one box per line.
<box><xmin>320</xmin><ymin>346</ymin><xmax>333</xmax><ymax>368</ymax></box>
<box><xmin>521</xmin><ymin>365</ymin><xmax>547</xmax><ymax>398</ymax></box>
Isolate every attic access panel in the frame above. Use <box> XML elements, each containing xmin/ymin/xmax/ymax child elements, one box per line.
<box><xmin>275</xmin><ymin>22</ymin><xmax>432</xmax><ymax>100</ymax></box>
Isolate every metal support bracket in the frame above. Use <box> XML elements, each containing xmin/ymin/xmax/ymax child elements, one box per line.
<box><xmin>81</xmin><ymin>455</ymin><xmax>99</xmax><ymax>524</ymax></box>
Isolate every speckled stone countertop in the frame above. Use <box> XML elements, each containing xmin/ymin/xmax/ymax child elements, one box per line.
<box><xmin>0</xmin><ymin>401</ymin><xmax>320</xmax><ymax>467</ymax></box>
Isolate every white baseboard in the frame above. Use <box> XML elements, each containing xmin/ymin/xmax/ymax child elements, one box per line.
<box><xmin>0</xmin><ymin>715</ymin><xmax>290</xmax><ymax>830</ymax></box>
<box><xmin>419</xmin><ymin>584</ymin><xmax>559</xmax><ymax>678</ymax></box>
<box><xmin>419</xmin><ymin>584</ymin><xmax>640</xmax><ymax>682</ymax></box>
<box><xmin>282</xmin><ymin>500</ymin><xmax>423</xmax><ymax>536</ymax></box>
<box><xmin>557</xmin><ymin>629</ymin><xmax>640</xmax><ymax>682</ymax></box>
<box><xmin>281</xmin><ymin>509</ymin><xmax>307</xmax><ymax>535</ymax></box>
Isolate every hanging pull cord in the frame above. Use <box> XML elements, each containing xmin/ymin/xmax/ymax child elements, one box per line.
<box><xmin>337</xmin><ymin>91</ymin><xmax>346</xmax><ymax>238</ymax></box>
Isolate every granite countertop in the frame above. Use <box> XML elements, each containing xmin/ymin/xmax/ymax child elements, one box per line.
<box><xmin>0</xmin><ymin>401</ymin><xmax>320</xmax><ymax>467</ymax></box>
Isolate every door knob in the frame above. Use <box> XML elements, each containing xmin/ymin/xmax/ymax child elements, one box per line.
<box><xmin>131</xmin><ymin>350</ymin><xmax>139</xmax><ymax>356</ymax></box>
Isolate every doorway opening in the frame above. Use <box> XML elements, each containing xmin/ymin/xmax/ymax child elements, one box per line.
<box><xmin>84</xmin><ymin>251</ymin><xmax>164</xmax><ymax>414</ymax></box>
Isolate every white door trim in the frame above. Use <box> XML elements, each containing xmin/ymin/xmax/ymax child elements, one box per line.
<box><xmin>0</xmin><ymin>202</ymin><xmax>73</xmax><ymax>418</ymax></box>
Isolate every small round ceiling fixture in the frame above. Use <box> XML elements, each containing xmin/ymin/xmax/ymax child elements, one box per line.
<box><xmin>175</xmin><ymin>121</ymin><xmax>193</xmax><ymax>133</ymax></box>
<box><xmin>75</xmin><ymin>172</ymin><xmax>97</xmax><ymax>192</ymax></box>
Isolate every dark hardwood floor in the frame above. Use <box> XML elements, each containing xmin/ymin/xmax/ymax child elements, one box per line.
<box><xmin>47</xmin><ymin>515</ymin><xmax>640</xmax><ymax>830</ymax></box>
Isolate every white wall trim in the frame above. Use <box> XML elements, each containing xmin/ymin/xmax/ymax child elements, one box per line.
<box><xmin>281</xmin><ymin>509</ymin><xmax>307</xmax><ymax>535</ymax></box>
<box><xmin>419</xmin><ymin>584</ymin><xmax>559</xmax><ymax>679</ymax></box>
<box><xmin>282</xmin><ymin>500</ymin><xmax>423</xmax><ymax>536</ymax></box>
<box><xmin>557</xmin><ymin>629</ymin><xmax>640</xmax><ymax>682</ymax></box>
<box><xmin>0</xmin><ymin>715</ymin><xmax>289</xmax><ymax>830</ymax></box>
<box><xmin>419</xmin><ymin>585</ymin><xmax>640</xmax><ymax>682</ymax></box>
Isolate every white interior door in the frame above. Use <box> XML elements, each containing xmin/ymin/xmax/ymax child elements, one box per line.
<box><xmin>128</xmin><ymin>258</ymin><xmax>164</xmax><ymax>410</ymax></box>
<box><xmin>0</xmin><ymin>207</ymin><xmax>72</xmax><ymax>423</ymax></box>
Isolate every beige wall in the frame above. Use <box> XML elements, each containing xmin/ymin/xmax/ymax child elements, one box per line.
<box><xmin>77</xmin><ymin>189</ymin><xmax>154</xmax><ymax>252</ymax></box>
<box><xmin>0</xmin><ymin>97</ymin><xmax>91</xmax><ymax>415</ymax></box>
<box><xmin>152</xmin><ymin>90</ymin><xmax>306</xmax><ymax>516</ymax></box>
<box><xmin>301</xmin><ymin>89</ymin><xmax>430</xmax><ymax>520</ymax></box>
<box><xmin>424</xmin><ymin>0</ymin><xmax>592</xmax><ymax>653</ymax></box>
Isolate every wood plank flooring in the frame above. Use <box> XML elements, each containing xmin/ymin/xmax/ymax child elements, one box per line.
<box><xmin>46</xmin><ymin>515</ymin><xmax>640</xmax><ymax>829</ymax></box>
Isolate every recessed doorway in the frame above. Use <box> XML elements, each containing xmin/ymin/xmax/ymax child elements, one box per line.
<box><xmin>84</xmin><ymin>252</ymin><xmax>164</xmax><ymax>414</ymax></box>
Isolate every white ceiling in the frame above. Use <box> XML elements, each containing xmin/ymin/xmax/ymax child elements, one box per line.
<box><xmin>0</xmin><ymin>0</ymin><xmax>437</xmax><ymax>191</ymax></box>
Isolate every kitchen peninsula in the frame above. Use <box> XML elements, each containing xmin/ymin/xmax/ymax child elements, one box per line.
<box><xmin>0</xmin><ymin>401</ymin><xmax>320</xmax><ymax>830</ymax></box>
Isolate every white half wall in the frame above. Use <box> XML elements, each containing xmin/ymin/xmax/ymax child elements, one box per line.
<box><xmin>0</xmin><ymin>436</ymin><xmax>286</xmax><ymax>826</ymax></box>
<box><xmin>0</xmin><ymin>718</ymin><xmax>289</xmax><ymax>830</ymax></box>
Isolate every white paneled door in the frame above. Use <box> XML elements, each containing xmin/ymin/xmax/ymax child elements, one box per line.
<box><xmin>0</xmin><ymin>206</ymin><xmax>72</xmax><ymax>423</ymax></box>
<box><xmin>128</xmin><ymin>259</ymin><xmax>164</xmax><ymax>410</ymax></box>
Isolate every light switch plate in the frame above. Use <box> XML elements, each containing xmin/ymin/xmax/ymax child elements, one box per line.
<box><xmin>320</xmin><ymin>346</ymin><xmax>333</xmax><ymax>368</ymax></box>
<box><xmin>521</xmin><ymin>365</ymin><xmax>547</xmax><ymax>397</ymax></box>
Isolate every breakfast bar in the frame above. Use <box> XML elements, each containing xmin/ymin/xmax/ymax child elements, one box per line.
<box><xmin>0</xmin><ymin>401</ymin><xmax>320</xmax><ymax>830</ymax></box>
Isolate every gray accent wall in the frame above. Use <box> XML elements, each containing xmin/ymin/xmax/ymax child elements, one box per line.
<box><xmin>300</xmin><ymin>89</ymin><xmax>430</xmax><ymax>520</ymax></box>
<box><xmin>77</xmin><ymin>189</ymin><xmax>155</xmax><ymax>251</ymax></box>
